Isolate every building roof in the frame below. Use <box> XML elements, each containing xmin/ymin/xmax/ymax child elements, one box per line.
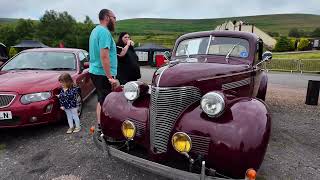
<box><xmin>135</xmin><ymin>43</ymin><xmax>170</xmax><ymax>51</ymax></box>
<box><xmin>12</xmin><ymin>40</ymin><xmax>49</xmax><ymax>48</ymax></box>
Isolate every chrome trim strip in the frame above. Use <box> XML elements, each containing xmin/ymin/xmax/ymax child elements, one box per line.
<box><xmin>0</xmin><ymin>94</ymin><xmax>16</xmax><ymax>109</ymax></box>
<box><xmin>83</xmin><ymin>88</ymin><xmax>96</xmax><ymax>101</ymax></box>
<box><xmin>196</xmin><ymin>70</ymin><xmax>253</xmax><ymax>82</ymax></box>
<box><xmin>222</xmin><ymin>77</ymin><xmax>251</xmax><ymax>90</ymax></box>
<box><xmin>156</xmin><ymin>66</ymin><xmax>169</xmax><ymax>87</ymax></box>
<box><xmin>205</xmin><ymin>35</ymin><xmax>212</xmax><ymax>54</ymax></box>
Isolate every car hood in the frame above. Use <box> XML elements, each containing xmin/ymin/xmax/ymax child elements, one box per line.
<box><xmin>0</xmin><ymin>70</ymin><xmax>75</xmax><ymax>94</ymax></box>
<box><xmin>153</xmin><ymin>61</ymin><xmax>250</xmax><ymax>87</ymax></box>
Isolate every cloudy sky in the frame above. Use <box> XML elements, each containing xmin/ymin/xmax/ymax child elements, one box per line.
<box><xmin>1</xmin><ymin>0</ymin><xmax>320</xmax><ymax>22</ymax></box>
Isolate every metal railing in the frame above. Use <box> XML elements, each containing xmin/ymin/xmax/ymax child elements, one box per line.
<box><xmin>263</xmin><ymin>59</ymin><xmax>320</xmax><ymax>74</ymax></box>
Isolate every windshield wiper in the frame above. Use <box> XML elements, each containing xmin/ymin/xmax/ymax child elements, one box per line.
<box><xmin>184</xmin><ymin>46</ymin><xmax>190</xmax><ymax>59</ymax></box>
<box><xmin>225</xmin><ymin>42</ymin><xmax>241</xmax><ymax>63</ymax></box>
<box><xmin>46</xmin><ymin>67</ymin><xmax>75</xmax><ymax>71</ymax></box>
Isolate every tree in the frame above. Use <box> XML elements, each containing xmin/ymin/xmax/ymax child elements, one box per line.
<box><xmin>9</xmin><ymin>47</ymin><xmax>18</xmax><ymax>58</ymax></box>
<box><xmin>15</xmin><ymin>19</ymin><xmax>36</xmax><ymax>40</ymax></box>
<box><xmin>288</xmin><ymin>28</ymin><xmax>302</xmax><ymax>38</ymax></box>
<box><xmin>267</xmin><ymin>31</ymin><xmax>279</xmax><ymax>37</ymax></box>
<box><xmin>289</xmin><ymin>38</ymin><xmax>297</xmax><ymax>51</ymax></box>
<box><xmin>84</xmin><ymin>16</ymin><xmax>94</xmax><ymax>25</ymax></box>
<box><xmin>37</xmin><ymin>10</ymin><xmax>77</xmax><ymax>47</ymax></box>
<box><xmin>297</xmin><ymin>38</ymin><xmax>310</xmax><ymax>51</ymax></box>
<box><xmin>274</xmin><ymin>36</ymin><xmax>292</xmax><ymax>52</ymax></box>
<box><xmin>0</xmin><ymin>24</ymin><xmax>18</xmax><ymax>46</ymax></box>
<box><xmin>311</xmin><ymin>28</ymin><xmax>320</xmax><ymax>37</ymax></box>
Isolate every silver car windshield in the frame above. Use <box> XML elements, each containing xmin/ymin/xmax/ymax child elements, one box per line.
<box><xmin>2</xmin><ymin>51</ymin><xmax>76</xmax><ymax>71</ymax></box>
<box><xmin>175</xmin><ymin>36</ymin><xmax>250</xmax><ymax>59</ymax></box>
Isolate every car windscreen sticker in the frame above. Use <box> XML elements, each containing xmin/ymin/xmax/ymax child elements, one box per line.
<box><xmin>240</xmin><ymin>51</ymin><xmax>248</xmax><ymax>58</ymax></box>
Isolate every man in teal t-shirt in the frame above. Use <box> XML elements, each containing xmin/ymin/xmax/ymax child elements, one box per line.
<box><xmin>89</xmin><ymin>9</ymin><xmax>118</xmax><ymax>128</ymax></box>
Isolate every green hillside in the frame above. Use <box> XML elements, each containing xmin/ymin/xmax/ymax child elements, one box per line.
<box><xmin>1</xmin><ymin>14</ymin><xmax>320</xmax><ymax>48</ymax></box>
<box><xmin>116</xmin><ymin>14</ymin><xmax>320</xmax><ymax>35</ymax></box>
<box><xmin>114</xmin><ymin>14</ymin><xmax>320</xmax><ymax>48</ymax></box>
<box><xmin>0</xmin><ymin>18</ymin><xmax>18</xmax><ymax>24</ymax></box>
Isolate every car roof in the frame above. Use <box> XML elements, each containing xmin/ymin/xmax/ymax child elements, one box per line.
<box><xmin>176</xmin><ymin>30</ymin><xmax>260</xmax><ymax>44</ymax></box>
<box><xmin>22</xmin><ymin>48</ymin><xmax>85</xmax><ymax>54</ymax></box>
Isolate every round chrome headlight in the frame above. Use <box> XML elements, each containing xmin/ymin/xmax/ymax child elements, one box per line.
<box><xmin>200</xmin><ymin>92</ymin><xmax>225</xmax><ymax>117</ymax></box>
<box><xmin>123</xmin><ymin>81</ymin><xmax>140</xmax><ymax>101</ymax></box>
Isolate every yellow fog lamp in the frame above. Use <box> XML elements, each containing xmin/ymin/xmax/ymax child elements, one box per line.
<box><xmin>171</xmin><ymin>132</ymin><xmax>192</xmax><ymax>153</ymax></box>
<box><xmin>121</xmin><ymin>120</ymin><xmax>136</xmax><ymax>140</ymax></box>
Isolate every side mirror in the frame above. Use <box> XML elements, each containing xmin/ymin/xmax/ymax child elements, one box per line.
<box><xmin>83</xmin><ymin>62</ymin><xmax>89</xmax><ymax>69</ymax></box>
<box><xmin>163</xmin><ymin>51</ymin><xmax>172</xmax><ymax>61</ymax></box>
<box><xmin>255</xmin><ymin>51</ymin><xmax>272</xmax><ymax>68</ymax></box>
<box><xmin>262</xmin><ymin>51</ymin><xmax>272</xmax><ymax>61</ymax></box>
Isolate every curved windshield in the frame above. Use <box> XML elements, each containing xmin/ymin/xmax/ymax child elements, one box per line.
<box><xmin>175</xmin><ymin>36</ymin><xmax>250</xmax><ymax>59</ymax></box>
<box><xmin>1</xmin><ymin>51</ymin><xmax>76</xmax><ymax>71</ymax></box>
<box><xmin>176</xmin><ymin>37</ymin><xmax>210</xmax><ymax>56</ymax></box>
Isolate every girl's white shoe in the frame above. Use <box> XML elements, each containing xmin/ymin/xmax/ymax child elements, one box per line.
<box><xmin>66</xmin><ymin>128</ymin><xmax>73</xmax><ymax>134</ymax></box>
<box><xmin>73</xmin><ymin>127</ymin><xmax>81</xmax><ymax>133</ymax></box>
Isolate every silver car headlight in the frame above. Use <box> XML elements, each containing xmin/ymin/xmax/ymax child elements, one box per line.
<box><xmin>21</xmin><ymin>92</ymin><xmax>52</xmax><ymax>104</ymax></box>
<box><xmin>123</xmin><ymin>81</ymin><xmax>140</xmax><ymax>101</ymax></box>
<box><xmin>200</xmin><ymin>92</ymin><xmax>225</xmax><ymax>117</ymax></box>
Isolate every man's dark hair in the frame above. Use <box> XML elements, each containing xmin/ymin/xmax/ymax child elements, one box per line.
<box><xmin>99</xmin><ymin>9</ymin><xmax>111</xmax><ymax>21</ymax></box>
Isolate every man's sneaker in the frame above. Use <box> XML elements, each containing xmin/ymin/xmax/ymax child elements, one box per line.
<box><xmin>66</xmin><ymin>128</ymin><xmax>73</xmax><ymax>134</ymax></box>
<box><xmin>73</xmin><ymin>127</ymin><xmax>81</xmax><ymax>133</ymax></box>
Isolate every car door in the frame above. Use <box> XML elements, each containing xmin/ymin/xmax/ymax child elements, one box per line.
<box><xmin>76</xmin><ymin>51</ymin><xmax>94</xmax><ymax>99</ymax></box>
<box><xmin>75</xmin><ymin>51</ymin><xmax>89</xmax><ymax>98</ymax></box>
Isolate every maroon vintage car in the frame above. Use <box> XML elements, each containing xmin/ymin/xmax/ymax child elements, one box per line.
<box><xmin>94</xmin><ymin>31</ymin><xmax>272</xmax><ymax>180</ymax></box>
<box><xmin>0</xmin><ymin>48</ymin><xmax>95</xmax><ymax>128</ymax></box>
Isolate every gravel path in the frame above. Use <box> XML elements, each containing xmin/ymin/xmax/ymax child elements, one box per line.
<box><xmin>259</xmin><ymin>84</ymin><xmax>320</xmax><ymax>180</ymax></box>
<box><xmin>0</xmin><ymin>71</ymin><xmax>319</xmax><ymax>180</ymax></box>
<box><xmin>0</xmin><ymin>106</ymin><xmax>165</xmax><ymax>180</ymax></box>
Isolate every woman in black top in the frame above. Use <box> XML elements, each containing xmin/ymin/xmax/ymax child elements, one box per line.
<box><xmin>116</xmin><ymin>32</ymin><xmax>141</xmax><ymax>85</ymax></box>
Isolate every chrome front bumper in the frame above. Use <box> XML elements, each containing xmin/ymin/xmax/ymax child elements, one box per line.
<box><xmin>94</xmin><ymin>133</ymin><xmax>234</xmax><ymax>180</ymax></box>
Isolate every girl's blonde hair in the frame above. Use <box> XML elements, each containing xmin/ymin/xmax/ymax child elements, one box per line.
<box><xmin>58</xmin><ymin>73</ymin><xmax>75</xmax><ymax>89</ymax></box>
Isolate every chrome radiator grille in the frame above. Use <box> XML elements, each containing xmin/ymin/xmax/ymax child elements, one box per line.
<box><xmin>0</xmin><ymin>94</ymin><xmax>15</xmax><ymax>108</ymax></box>
<box><xmin>189</xmin><ymin>134</ymin><xmax>211</xmax><ymax>155</ymax></box>
<box><xmin>150</xmin><ymin>86</ymin><xmax>201</xmax><ymax>154</ymax></box>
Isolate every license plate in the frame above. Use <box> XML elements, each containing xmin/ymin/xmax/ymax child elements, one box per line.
<box><xmin>0</xmin><ymin>111</ymin><xmax>12</xmax><ymax>120</ymax></box>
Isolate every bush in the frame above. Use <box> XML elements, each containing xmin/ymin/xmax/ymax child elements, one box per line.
<box><xmin>9</xmin><ymin>47</ymin><xmax>18</xmax><ymax>58</ymax></box>
<box><xmin>267</xmin><ymin>31</ymin><xmax>279</xmax><ymax>37</ymax></box>
<box><xmin>311</xmin><ymin>28</ymin><xmax>320</xmax><ymax>37</ymax></box>
<box><xmin>289</xmin><ymin>28</ymin><xmax>301</xmax><ymax>38</ymax></box>
<box><xmin>289</xmin><ymin>38</ymin><xmax>297</xmax><ymax>51</ymax></box>
<box><xmin>274</xmin><ymin>36</ymin><xmax>292</xmax><ymax>52</ymax></box>
<box><xmin>297</xmin><ymin>38</ymin><xmax>310</xmax><ymax>51</ymax></box>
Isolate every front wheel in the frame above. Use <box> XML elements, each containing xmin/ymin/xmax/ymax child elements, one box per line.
<box><xmin>257</xmin><ymin>83</ymin><xmax>267</xmax><ymax>101</ymax></box>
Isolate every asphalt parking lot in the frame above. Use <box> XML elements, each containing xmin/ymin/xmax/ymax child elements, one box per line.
<box><xmin>0</xmin><ymin>67</ymin><xmax>319</xmax><ymax>180</ymax></box>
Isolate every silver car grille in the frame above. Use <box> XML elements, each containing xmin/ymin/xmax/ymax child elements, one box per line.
<box><xmin>0</xmin><ymin>94</ymin><xmax>16</xmax><ymax>108</ymax></box>
<box><xmin>128</xmin><ymin>118</ymin><xmax>146</xmax><ymax>137</ymax></box>
<box><xmin>150</xmin><ymin>86</ymin><xmax>201</xmax><ymax>154</ymax></box>
<box><xmin>189</xmin><ymin>134</ymin><xmax>211</xmax><ymax>155</ymax></box>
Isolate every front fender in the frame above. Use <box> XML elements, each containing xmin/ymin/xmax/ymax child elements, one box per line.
<box><xmin>257</xmin><ymin>73</ymin><xmax>268</xmax><ymax>100</ymax></box>
<box><xmin>173</xmin><ymin>97</ymin><xmax>271</xmax><ymax>178</ymax></box>
<box><xmin>100</xmin><ymin>89</ymin><xmax>150</xmax><ymax>147</ymax></box>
